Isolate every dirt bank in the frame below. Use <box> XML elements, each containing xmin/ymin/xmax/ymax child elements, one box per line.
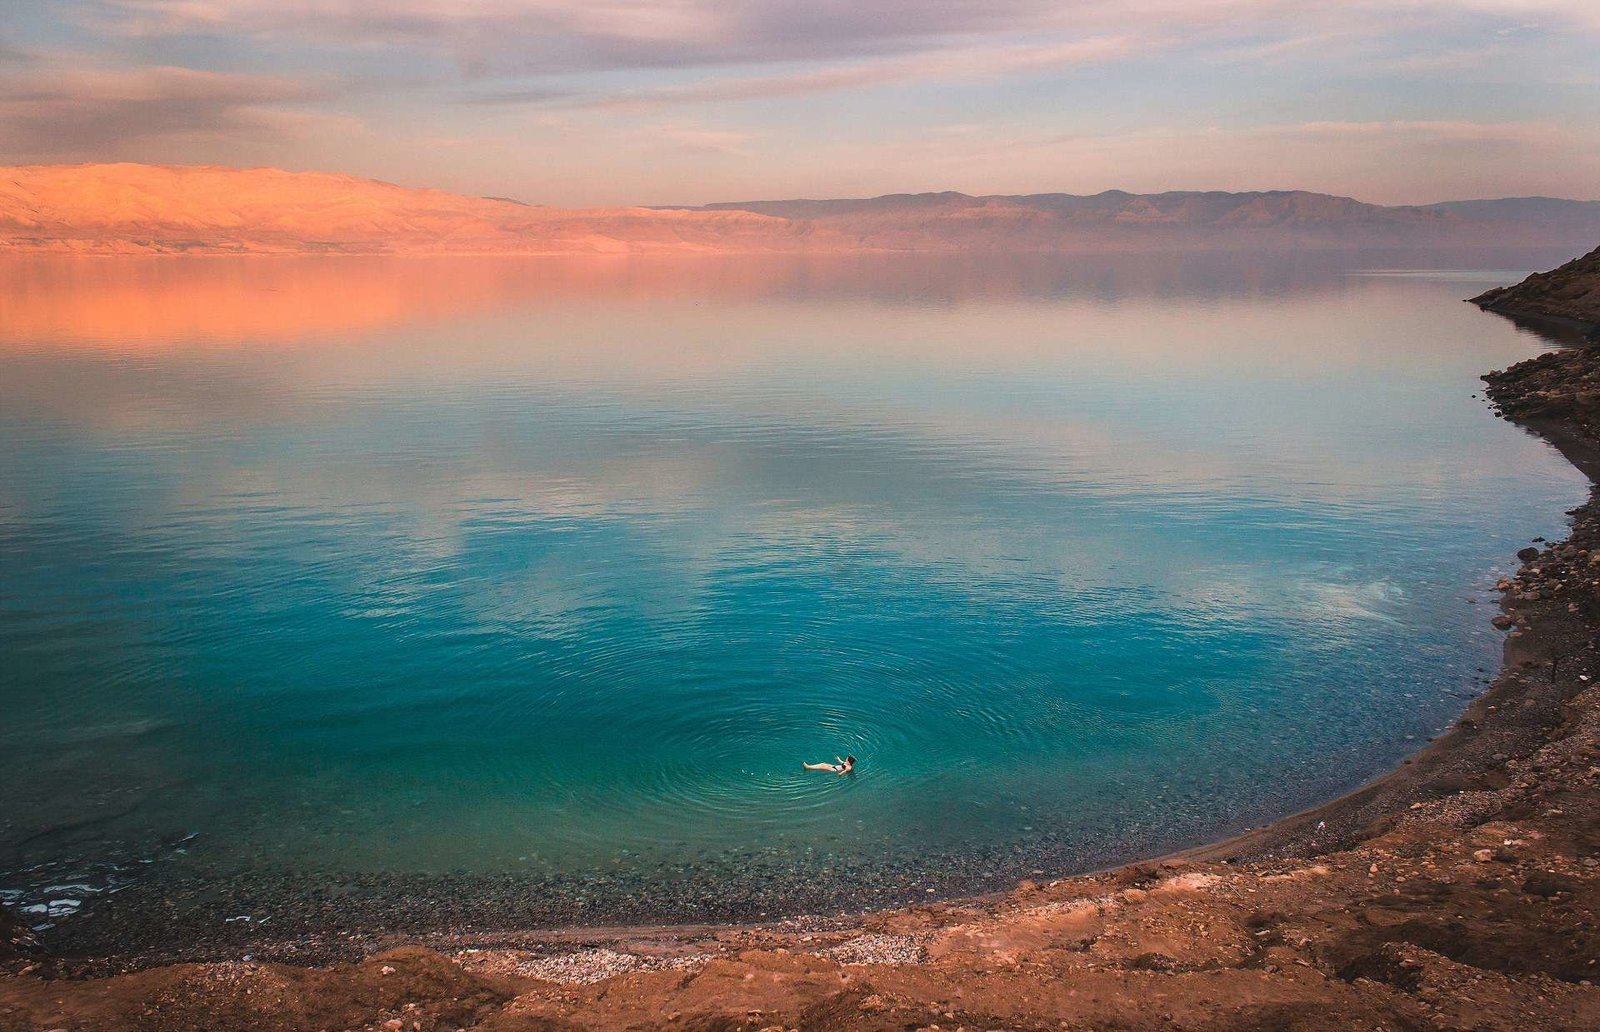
<box><xmin>4</xmin><ymin>336</ymin><xmax>1600</xmax><ymax>1032</ymax></box>
<box><xmin>1472</xmin><ymin>244</ymin><xmax>1600</xmax><ymax>342</ymax></box>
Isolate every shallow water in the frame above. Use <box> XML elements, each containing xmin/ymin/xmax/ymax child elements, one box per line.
<box><xmin>0</xmin><ymin>250</ymin><xmax>1589</xmax><ymax>932</ymax></box>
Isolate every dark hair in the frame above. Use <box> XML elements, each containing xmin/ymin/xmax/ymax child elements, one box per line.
<box><xmin>845</xmin><ymin>756</ymin><xmax>856</xmax><ymax>764</ymax></box>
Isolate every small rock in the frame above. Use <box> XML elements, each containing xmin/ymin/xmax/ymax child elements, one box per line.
<box><xmin>1522</xmin><ymin>873</ymin><xmax>1579</xmax><ymax>898</ymax></box>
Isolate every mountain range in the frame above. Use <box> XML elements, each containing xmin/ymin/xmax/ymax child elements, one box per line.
<box><xmin>4</xmin><ymin>163</ymin><xmax>1599</xmax><ymax>256</ymax></box>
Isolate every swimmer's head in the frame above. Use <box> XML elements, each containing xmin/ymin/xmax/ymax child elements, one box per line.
<box><xmin>845</xmin><ymin>756</ymin><xmax>856</xmax><ymax>765</ymax></box>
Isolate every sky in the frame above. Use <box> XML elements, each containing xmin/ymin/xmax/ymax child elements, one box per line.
<box><xmin>1</xmin><ymin>1</ymin><xmax>1597</xmax><ymax>207</ymax></box>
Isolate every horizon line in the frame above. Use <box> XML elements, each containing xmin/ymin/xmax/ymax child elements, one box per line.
<box><xmin>6</xmin><ymin>161</ymin><xmax>1600</xmax><ymax>211</ymax></box>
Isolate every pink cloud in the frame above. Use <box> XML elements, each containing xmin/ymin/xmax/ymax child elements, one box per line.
<box><xmin>468</xmin><ymin>35</ymin><xmax>1139</xmax><ymax>109</ymax></box>
<box><xmin>0</xmin><ymin>62</ymin><xmax>354</xmax><ymax>161</ymax></box>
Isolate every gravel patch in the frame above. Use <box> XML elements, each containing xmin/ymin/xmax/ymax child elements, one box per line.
<box><xmin>824</xmin><ymin>933</ymin><xmax>926</xmax><ymax>966</ymax></box>
<box><xmin>455</xmin><ymin>947</ymin><xmax>706</xmax><ymax>985</ymax></box>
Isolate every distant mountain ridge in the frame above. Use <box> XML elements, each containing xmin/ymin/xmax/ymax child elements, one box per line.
<box><xmin>687</xmin><ymin>190</ymin><xmax>1600</xmax><ymax>249</ymax></box>
<box><xmin>3</xmin><ymin>164</ymin><xmax>1599</xmax><ymax>255</ymax></box>
<box><xmin>693</xmin><ymin>188</ymin><xmax>1399</xmax><ymax>222</ymax></box>
<box><xmin>0</xmin><ymin>163</ymin><xmax>818</xmax><ymax>256</ymax></box>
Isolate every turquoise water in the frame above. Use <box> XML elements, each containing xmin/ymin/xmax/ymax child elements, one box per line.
<box><xmin>0</xmin><ymin>251</ymin><xmax>1588</xmax><ymax>939</ymax></box>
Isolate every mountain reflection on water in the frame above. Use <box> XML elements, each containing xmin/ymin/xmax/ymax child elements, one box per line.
<box><xmin>0</xmin><ymin>248</ymin><xmax>1587</xmax><ymax>934</ymax></box>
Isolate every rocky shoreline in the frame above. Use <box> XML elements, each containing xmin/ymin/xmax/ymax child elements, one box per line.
<box><xmin>1471</xmin><ymin>243</ymin><xmax>1600</xmax><ymax>345</ymax></box>
<box><xmin>4</xmin><ymin>288</ymin><xmax>1600</xmax><ymax>1029</ymax></box>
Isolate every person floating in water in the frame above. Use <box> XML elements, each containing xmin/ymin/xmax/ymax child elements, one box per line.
<box><xmin>804</xmin><ymin>755</ymin><xmax>856</xmax><ymax>775</ymax></box>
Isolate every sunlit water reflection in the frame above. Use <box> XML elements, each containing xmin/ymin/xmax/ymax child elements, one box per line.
<box><xmin>0</xmin><ymin>250</ymin><xmax>1588</xmax><ymax>938</ymax></box>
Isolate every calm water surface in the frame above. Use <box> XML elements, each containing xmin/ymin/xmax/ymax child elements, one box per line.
<box><xmin>0</xmin><ymin>251</ymin><xmax>1588</xmax><ymax>934</ymax></box>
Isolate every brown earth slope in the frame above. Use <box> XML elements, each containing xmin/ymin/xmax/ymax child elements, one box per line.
<box><xmin>1472</xmin><ymin>244</ymin><xmax>1600</xmax><ymax>337</ymax></box>
<box><xmin>4</xmin><ymin>263</ymin><xmax>1600</xmax><ymax>1029</ymax></box>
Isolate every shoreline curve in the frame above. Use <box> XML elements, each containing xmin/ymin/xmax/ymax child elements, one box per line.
<box><xmin>4</xmin><ymin>292</ymin><xmax>1599</xmax><ymax>1030</ymax></box>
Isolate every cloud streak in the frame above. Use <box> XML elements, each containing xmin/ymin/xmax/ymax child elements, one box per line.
<box><xmin>463</xmin><ymin>35</ymin><xmax>1138</xmax><ymax>108</ymax></box>
<box><xmin>0</xmin><ymin>62</ymin><xmax>348</xmax><ymax>160</ymax></box>
<box><xmin>4</xmin><ymin>1</ymin><xmax>1597</xmax><ymax>204</ymax></box>
<box><xmin>91</xmin><ymin>1</ymin><xmax>1600</xmax><ymax>75</ymax></box>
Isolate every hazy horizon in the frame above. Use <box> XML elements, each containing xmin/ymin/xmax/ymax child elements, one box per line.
<box><xmin>3</xmin><ymin>2</ymin><xmax>1598</xmax><ymax>208</ymax></box>
<box><xmin>14</xmin><ymin>161</ymin><xmax>1600</xmax><ymax>209</ymax></box>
